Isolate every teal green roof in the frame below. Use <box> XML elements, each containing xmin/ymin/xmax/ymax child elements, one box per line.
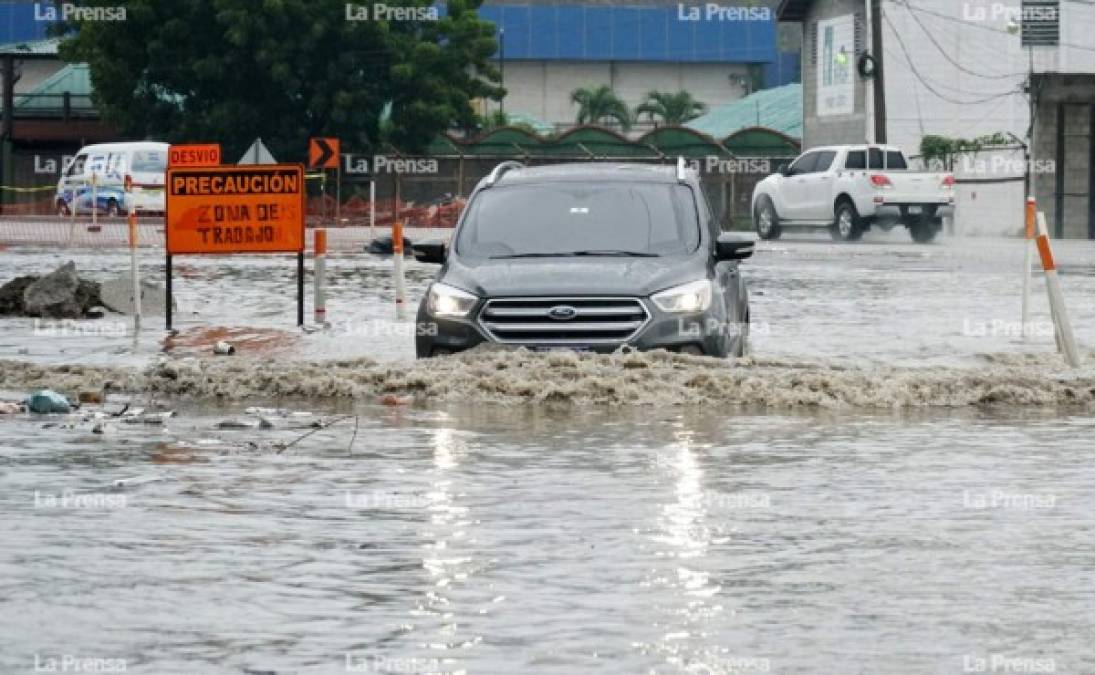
<box><xmin>22</xmin><ymin>63</ymin><xmax>92</xmax><ymax>96</ymax></box>
<box><xmin>685</xmin><ymin>83</ymin><xmax>802</xmax><ymax>141</ymax></box>
<box><xmin>502</xmin><ymin>111</ymin><xmax>554</xmax><ymax>135</ymax></box>
<box><xmin>14</xmin><ymin>63</ymin><xmax>93</xmax><ymax>111</ymax></box>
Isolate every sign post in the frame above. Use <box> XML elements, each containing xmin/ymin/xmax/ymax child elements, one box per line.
<box><xmin>164</xmin><ymin>163</ymin><xmax>306</xmax><ymax>330</ymax></box>
<box><xmin>308</xmin><ymin>137</ymin><xmax>340</xmax><ymax>225</ymax></box>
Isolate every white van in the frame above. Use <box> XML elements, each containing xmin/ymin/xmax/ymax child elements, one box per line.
<box><xmin>55</xmin><ymin>141</ymin><xmax>168</xmax><ymax>216</ymax></box>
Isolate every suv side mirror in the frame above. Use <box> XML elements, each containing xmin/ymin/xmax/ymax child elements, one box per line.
<box><xmin>777</xmin><ymin>162</ymin><xmax>791</xmax><ymax>177</ymax></box>
<box><xmin>714</xmin><ymin>233</ymin><xmax>754</xmax><ymax>262</ymax></box>
<box><xmin>412</xmin><ymin>239</ymin><xmax>447</xmax><ymax>264</ymax></box>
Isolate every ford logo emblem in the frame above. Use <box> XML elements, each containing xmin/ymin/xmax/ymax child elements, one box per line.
<box><xmin>548</xmin><ymin>305</ymin><xmax>579</xmax><ymax>320</ymax></box>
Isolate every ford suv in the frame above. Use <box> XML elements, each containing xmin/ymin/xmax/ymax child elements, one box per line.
<box><xmin>413</xmin><ymin>160</ymin><xmax>754</xmax><ymax>358</ymax></box>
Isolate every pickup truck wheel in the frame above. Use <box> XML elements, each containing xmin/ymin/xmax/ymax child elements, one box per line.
<box><xmin>909</xmin><ymin>217</ymin><xmax>940</xmax><ymax>244</ymax></box>
<box><xmin>754</xmin><ymin>197</ymin><xmax>782</xmax><ymax>240</ymax></box>
<box><xmin>831</xmin><ymin>200</ymin><xmax>864</xmax><ymax>242</ymax></box>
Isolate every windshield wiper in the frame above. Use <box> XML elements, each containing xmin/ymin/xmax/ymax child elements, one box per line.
<box><xmin>491</xmin><ymin>250</ymin><xmax>659</xmax><ymax>259</ymax></box>
<box><xmin>571</xmin><ymin>250</ymin><xmax>659</xmax><ymax>257</ymax></box>
<box><xmin>490</xmin><ymin>252</ymin><xmax>579</xmax><ymax>259</ymax></box>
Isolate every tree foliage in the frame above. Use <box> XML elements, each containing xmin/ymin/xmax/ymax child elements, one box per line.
<box><xmin>57</xmin><ymin>0</ymin><xmax>503</xmax><ymax>160</ymax></box>
<box><xmin>920</xmin><ymin>132</ymin><xmax>1010</xmax><ymax>169</ymax></box>
<box><xmin>570</xmin><ymin>85</ymin><xmax>631</xmax><ymax>131</ymax></box>
<box><xmin>635</xmin><ymin>90</ymin><xmax>707</xmax><ymax>125</ymax></box>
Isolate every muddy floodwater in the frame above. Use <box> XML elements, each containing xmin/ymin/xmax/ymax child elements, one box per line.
<box><xmin>2</xmin><ymin>232</ymin><xmax>1095</xmax><ymax>673</ymax></box>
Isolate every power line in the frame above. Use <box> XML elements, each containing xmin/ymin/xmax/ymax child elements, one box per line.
<box><xmin>882</xmin><ymin>9</ymin><xmax>1022</xmax><ymax>105</ymax></box>
<box><xmin>894</xmin><ymin>0</ymin><xmax>1095</xmax><ymax>54</ymax></box>
<box><xmin>893</xmin><ymin>1</ymin><xmax>1026</xmax><ymax>79</ymax></box>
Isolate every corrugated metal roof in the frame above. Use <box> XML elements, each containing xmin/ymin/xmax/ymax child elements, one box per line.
<box><xmin>684</xmin><ymin>83</ymin><xmax>802</xmax><ymax>140</ymax></box>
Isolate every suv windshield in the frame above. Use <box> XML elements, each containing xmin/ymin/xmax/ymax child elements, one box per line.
<box><xmin>456</xmin><ymin>181</ymin><xmax>701</xmax><ymax>258</ymax></box>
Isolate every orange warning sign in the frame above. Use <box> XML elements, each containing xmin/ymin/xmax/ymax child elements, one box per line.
<box><xmin>165</xmin><ymin>165</ymin><xmax>305</xmax><ymax>255</ymax></box>
<box><xmin>168</xmin><ymin>144</ymin><xmax>222</xmax><ymax>168</ymax></box>
<box><xmin>308</xmin><ymin>137</ymin><xmax>339</xmax><ymax>169</ymax></box>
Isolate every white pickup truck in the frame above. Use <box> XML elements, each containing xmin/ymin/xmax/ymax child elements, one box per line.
<box><xmin>751</xmin><ymin>145</ymin><xmax>955</xmax><ymax>243</ymax></box>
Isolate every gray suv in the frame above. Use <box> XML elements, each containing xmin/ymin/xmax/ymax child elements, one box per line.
<box><xmin>413</xmin><ymin>161</ymin><xmax>754</xmax><ymax>358</ymax></box>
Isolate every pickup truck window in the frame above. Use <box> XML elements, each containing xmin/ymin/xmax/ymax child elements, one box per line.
<box><xmin>788</xmin><ymin>152</ymin><xmax>817</xmax><ymax>175</ymax></box>
<box><xmin>812</xmin><ymin>151</ymin><xmax>837</xmax><ymax>173</ymax></box>
<box><xmin>868</xmin><ymin>148</ymin><xmax>883</xmax><ymax>169</ymax></box>
<box><xmin>845</xmin><ymin>151</ymin><xmax>866</xmax><ymax>169</ymax></box>
<box><xmin>886</xmin><ymin>151</ymin><xmax>908</xmax><ymax>169</ymax></box>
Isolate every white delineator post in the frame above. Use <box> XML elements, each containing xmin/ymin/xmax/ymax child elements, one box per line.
<box><xmin>369</xmin><ymin>180</ymin><xmax>376</xmax><ymax>240</ymax></box>
<box><xmin>393</xmin><ymin>218</ymin><xmax>406</xmax><ymax>319</ymax></box>
<box><xmin>1021</xmin><ymin>196</ymin><xmax>1035</xmax><ymax>337</ymax></box>
<box><xmin>314</xmin><ymin>228</ymin><xmax>328</xmax><ymax>325</ymax></box>
<box><xmin>1035</xmin><ymin>212</ymin><xmax>1081</xmax><ymax>368</ymax></box>
<box><xmin>125</xmin><ymin>177</ymin><xmax>142</xmax><ymax>335</ymax></box>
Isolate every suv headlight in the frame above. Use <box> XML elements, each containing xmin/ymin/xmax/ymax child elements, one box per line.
<box><xmin>427</xmin><ymin>282</ymin><xmax>478</xmax><ymax>318</ymax></box>
<box><xmin>651</xmin><ymin>279</ymin><xmax>713</xmax><ymax>313</ymax></box>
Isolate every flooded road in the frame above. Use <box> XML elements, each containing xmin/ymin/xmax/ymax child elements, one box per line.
<box><xmin>2</xmin><ymin>232</ymin><xmax>1095</xmax><ymax>673</ymax></box>
<box><xmin>1</xmin><ymin>404</ymin><xmax>1093</xmax><ymax>673</ymax></box>
<box><xmin>3</xmin><ymin>231</ymin><xmax>1095</xmax><ymax>368</ymax></box>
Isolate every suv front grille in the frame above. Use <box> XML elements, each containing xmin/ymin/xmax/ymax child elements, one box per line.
<box><xmin>478</xmin><ymin>297</ymin><xmax>650</xmax><ymax>344</ymax></box>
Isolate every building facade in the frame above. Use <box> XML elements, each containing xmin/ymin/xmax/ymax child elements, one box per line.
<box><xmin>480</xmin><ymin>1</ymin><xmax>799</xmax><ymax>128</ymax></box>
<box><xmin>779</xmin><ymin>0</ymin><xmax>1095</xmax><ymax>238</ymax></box>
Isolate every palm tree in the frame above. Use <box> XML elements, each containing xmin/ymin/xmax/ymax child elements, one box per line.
<box><xmin>635</xmin><ymin>90</ymin><xmax>707</xmax><ymax>126</ymax></box>
<box><xmin>570</xmin><ymin>85</ymin><xmax>632</xmax><ymax>131</ymax></box>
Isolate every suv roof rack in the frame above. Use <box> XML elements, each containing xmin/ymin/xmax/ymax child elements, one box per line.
<box><xmin>676</xmin><ymin>156</ymin><xmax>687</xmax><ymax>183</ymax></box>
<box><xmin>485</xmin><ymin>160</ymin><xmax>525</xmax><ymax>187</ymax></box>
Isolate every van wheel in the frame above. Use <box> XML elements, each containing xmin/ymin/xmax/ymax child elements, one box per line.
<box><xmin>831</xmin><ymin>199</ymin><xmax>864</xmax><ymax>242</ymax></box>
<box><xmin>106</xmin><ymin>199</ymin><xmax>120</xmax><ymax>217</ymax></box>
<box><xmin>754</xmin><ymin>196</ymin><xmax>782</xmax><ymax>240</ymax></box>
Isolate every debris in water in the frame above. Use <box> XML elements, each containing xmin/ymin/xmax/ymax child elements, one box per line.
<box><xmin>0</xmin><ymin>400</ymin><xmax>23</xmax><ymax>414</ymax></box>
<box><xmin>25</xmin><ymin>389</ymin><xmax>72</xmax><ymax>414</ymax></box>
<box><xmin>379</xmin><ymin>393</ymin><xmax>414</xmax><ymax>406</ymax></box>
<box><xmin>78</xmin><ymin>389</ymin><xmax>104</xmax><ymax>404</ymax></box>
<box><xmin>213</xmin><ymin>341</ymin><xmax>236</xmax><ymax>355</ymax></box>
<box><xmin>113</xmin><ymin>475</ymin><xmax>165</xmax><ymax>489</ymax></box>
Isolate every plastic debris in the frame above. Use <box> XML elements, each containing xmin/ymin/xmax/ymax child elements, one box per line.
<box><xmin>0</xmin><ymin>401</ymin><xmax>22</xmax><ymax>414</ymax></box>
<box><xmin>213</xmin><ymin>341</ymin><xmax>236</xmax><ymax>355</ymax></box>
<box><xmin>25</xmin><ymin>389</ymin><xmax>72</xmax><ymax>414</ymax></box>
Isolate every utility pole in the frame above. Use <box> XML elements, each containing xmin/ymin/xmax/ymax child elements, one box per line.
<box><xmin>870</xmin><ymin>0</ymin><xmax>887</xmax><ymax>143</ymax></box>
<box><xmin>499</xmin><ymin>28</ymin><xmax>506</xmax><ymax>118</ymax></box>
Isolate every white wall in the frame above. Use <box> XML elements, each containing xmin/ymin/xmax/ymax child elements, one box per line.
<box><xmin>495</xmin><ymin>60</ymin><xmax>751</xmax><ymax>126</ymax></box>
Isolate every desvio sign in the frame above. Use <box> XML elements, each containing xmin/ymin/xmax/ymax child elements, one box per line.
<box><xmin>165</xmin><ymin>165</ymin><xmax>305</xmax><ymax>255</ymax></box>
<box><xmin>168</xmin><ymin>143</ymin><xmax>222</xmax><ymax>167</ymax></box>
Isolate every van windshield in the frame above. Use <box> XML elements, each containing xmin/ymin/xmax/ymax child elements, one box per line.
<box><xmin>456</xmin><ymin>182</ymin><xmax>701</xmax><ymax>258</ymax></box>
<box><xmin>131</xmin><ymin>150</ymin><xmax>166</xmax><ymax>173</ymax></box>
